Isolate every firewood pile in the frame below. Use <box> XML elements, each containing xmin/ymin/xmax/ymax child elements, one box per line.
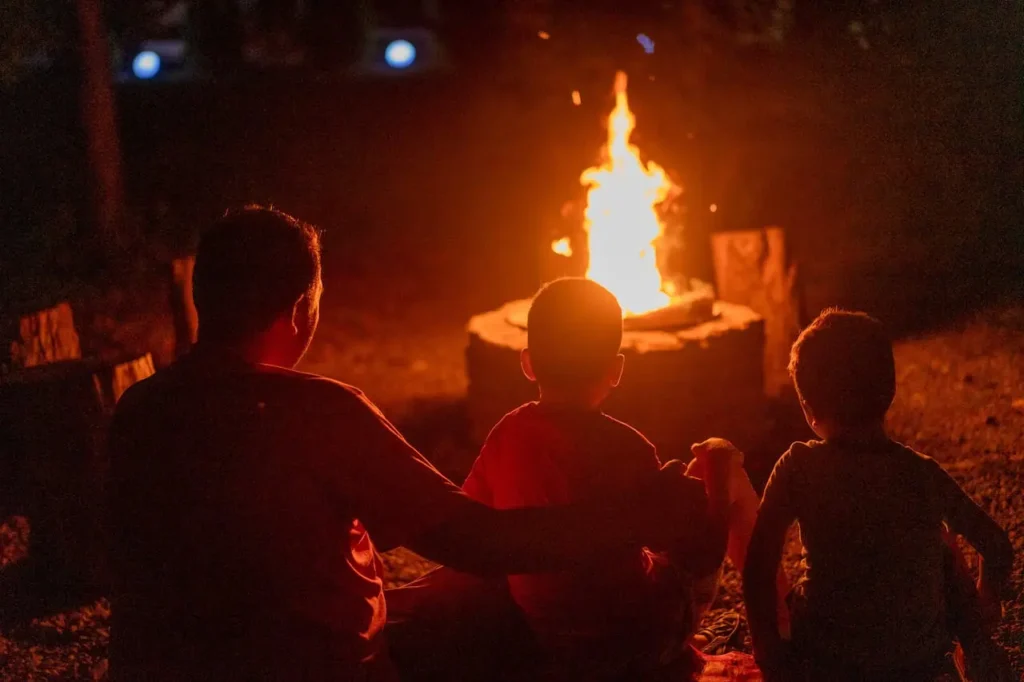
<box><xmin>0</xmin><ymin>302</ymin><xmax>155</xmax><ymax>594</ymax></box>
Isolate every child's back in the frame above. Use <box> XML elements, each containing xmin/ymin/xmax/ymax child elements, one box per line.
<box><xmin>744</xmin><ymin>309</ymin><xmax>1013</xmax><ymax>681</ymax></box>
<box><xmin>463</xmin><ymin>402</ymin><xmax>662</xmax><ymax>642</ymax></box>
<box><xmin>765</xmin><ymin>437</ymin><xmax>957</xmax><ymax>668</ymax></box>
<box><xmin>461</xmin><ymin>279</ymin><xmax>692</xmax><ymax>668</ymax></box>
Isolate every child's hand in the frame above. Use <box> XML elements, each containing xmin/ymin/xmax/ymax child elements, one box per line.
<box><xmin>690</xmin><ymin>437</ymin><xmax>745</xmax><ymax>467</ymax></box>
<box><xmin>689</xmin><ymin>438</ymin><xmax>745</xmax><ymax>502</ymax></box>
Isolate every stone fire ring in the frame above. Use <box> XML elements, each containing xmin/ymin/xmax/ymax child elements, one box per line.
<box><xmin>466</xmin><ymin>300</ymin><xmax>766</xmax><ymax>460</ymax></box>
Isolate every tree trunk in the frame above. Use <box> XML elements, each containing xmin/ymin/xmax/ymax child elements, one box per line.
<box><xmin>75</xmin><ymin>0</ymin><xmax>125</xmax><ymax>246</ymax></box>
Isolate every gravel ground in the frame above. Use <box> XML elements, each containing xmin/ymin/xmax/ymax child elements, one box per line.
<box><xmin>2</xmin><ymin>303</ymin><xmax>1022</xmax><ymax>680</ymax></box>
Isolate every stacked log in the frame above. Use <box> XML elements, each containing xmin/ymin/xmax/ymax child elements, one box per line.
<box><xmin>0</xmin><ymin>302</ymin><xmax>154</xmax><ymax>593</ymax></box>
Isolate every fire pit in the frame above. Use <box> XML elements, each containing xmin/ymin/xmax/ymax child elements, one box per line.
<box><xmin>466</xmin><ymin>72</ymin><xmax>766</xmax><ymax>458</ymax></box>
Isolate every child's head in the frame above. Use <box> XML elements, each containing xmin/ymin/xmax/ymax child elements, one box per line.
<box><xmin>523</xmin><ymin>278</ymin><xmax>624</xmax><ymax>406</ymax></box>
<box><xmin>789</xmin><ymin>308</ymin><xmax>895</xmax><ymax>439</ymax></box>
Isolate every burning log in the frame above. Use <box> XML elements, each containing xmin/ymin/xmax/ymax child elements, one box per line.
<box><xmin>504</xmin><ymin>289</ymin><xmax>717</xmax><ymax>333</ymax></box>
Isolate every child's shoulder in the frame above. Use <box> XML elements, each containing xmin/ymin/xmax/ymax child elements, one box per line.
<box><xmin>596</xmin><ymin>412</ymin><xmax>656</xmax><ymax>452</ymax></box>
<box><xmin>888</xmin><ymin>440</ymin><xmax>946</xmax><ymax>476</ymax></box>
<box><xmin>783</xmin><ymin>438</ymin><xmax>825</xmax><ymax>461</ymax></box>
<box><xmin>485</xmin><ymin>404</ymin><xmax>656</xmax><ymax>458</ymax></box>
<box><xmin>789</xmin><ymin>437</ymin><xmax>941</xmax><ymax>474</ymax></box>
<box><xmin>482</xmin><ymin>402</ymin><xmax>540</xmax><ymax>441</ymax></box>
<box><xmin>771</xmin><ymin>439</ymin><xmax>828</xmax><ymax>479</ymax></box>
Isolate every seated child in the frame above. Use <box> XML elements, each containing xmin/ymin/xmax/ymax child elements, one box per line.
<box><xmin>743</xmin><ymin>309</ymin><xmax>1014</xmax><ymax>681</ymax></box>
<box><xmin>462</xmin><ymin>278</ymin><xmax>768</xmax><ymax>678</ymax></box>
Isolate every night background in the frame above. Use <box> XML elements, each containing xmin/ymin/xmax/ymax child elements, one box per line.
<box><xmin>0</xmin><ymin>0</ymin><xmax>1022</xmax><ymax>679</ymax></box>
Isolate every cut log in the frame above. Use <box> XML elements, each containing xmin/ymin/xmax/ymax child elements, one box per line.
<box><xmin>0</xmin><ymin>354</ymin><xmax>155</xmax><ymax>587</ymax></box>
<box><xmin>170</xmin><ymin>255</ymin><xmax>199</xmax><ymax>358</ymax></box>
<box><xmin>5</xmin><ymin>302</ymin><xmax>82</xmax><ymax>370</ymax></box>
<box><xmin>711</xmin><ymin>227</ymin><xmax>800</xmax><ymax>397</ymax></box>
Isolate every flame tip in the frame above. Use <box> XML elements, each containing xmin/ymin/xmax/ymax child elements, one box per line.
<box><xmin>613</xmin><ymin>71</ymin><xmax>628</xmax><ymax>94</ymax></box>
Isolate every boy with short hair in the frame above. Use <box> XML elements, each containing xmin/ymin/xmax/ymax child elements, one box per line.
<box><xmin>462</xmin><ymin>278</ymin><xmax>764</xmax><ymax>678</ymax></box>
<box><xmin>743</xmin><ymin>309</ymin><xmax>1014</xmax><ymax>681</ymax></box>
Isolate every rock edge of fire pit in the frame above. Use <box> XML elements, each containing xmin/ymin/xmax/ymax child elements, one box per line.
<box><xmin>466</xmin><ymin>300</ymin><xmax>767</xmax><ymax>459</ymax></box>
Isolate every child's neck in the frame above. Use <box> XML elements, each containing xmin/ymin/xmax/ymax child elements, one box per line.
<box><xmin>823</xmin><ymin>420</ymin><xmax>889</xmax><ymax>445</ymax></box>
<box><xmin>537</xmin><ymin>386</ymin><xmax>606</xmax><ymax>411</ymax></box>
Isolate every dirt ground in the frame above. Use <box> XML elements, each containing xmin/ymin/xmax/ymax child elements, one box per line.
<box><xmin>1</xmin><ymin>299</ymin><xmax>1022</xmax><ymax>680</ymax></box>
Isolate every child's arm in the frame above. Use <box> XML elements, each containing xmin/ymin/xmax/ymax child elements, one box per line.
<box><xmin>743</xmin><ymin>449</ymin><xmax>800</xmax><ymax>675</ymax></box>
<box><xmin>929</xmin><ymin>458</ymin><xmax>1014</xmax><ymax>602</ymax></box>
<box><xmin>686</xmin><ymin>439</ymin><xmax>739</xmax><ymax>577</ymax></box>
<box><xmin>461</xmin><ymin>443</ymin><xmax>494</xmax><ymax>506</ymax></box>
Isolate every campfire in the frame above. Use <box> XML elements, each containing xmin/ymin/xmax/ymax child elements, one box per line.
<box><xmin>467</xmin><ymin>71</ymin><xmax>765</xmax><ymax>455</ymax></box>
<box><xmin>514</xmin><ymin>71</ymin><xmax>714</xmax><ymax>331</ymax></box>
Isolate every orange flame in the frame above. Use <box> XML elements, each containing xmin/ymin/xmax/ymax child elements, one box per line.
<box><xmin>560</xmin><ymin>71</ymin><xmax>677</xmax><ymax>316</ymax></box>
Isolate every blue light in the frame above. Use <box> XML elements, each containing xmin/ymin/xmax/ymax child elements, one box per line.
<box><xmin>384</xmin><ymin>40</ymin><xmax>416</xmax><ymax>69</ymax></box>
<box><xmin>637</xmin><ymin>34</ymin><xmax>655</xmax><ymax>55</ymax></box>
<box><xmin>132</xmin><ymin>50</ymin><xmax>161</xmax><ymax>79</ymax></box>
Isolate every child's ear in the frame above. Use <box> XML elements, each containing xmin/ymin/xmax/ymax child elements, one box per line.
<box><xmin>609</xmin><ymin>354</ymin><xmax>625</xmax><ymax>388</ymax></box>
<box><xmin>798</xmin><ymin>396</ymin><xmax>814</xmax><ymax>422</ymax></box>
<box><xmin>289</xmin><ymin>293</ymin><xmax>307</xmax><ymax>335</ymax></box>
<box><xmin>521</xmin><ymin>349</ymin><xmax>537</xmax><ymax>382</ymax></box>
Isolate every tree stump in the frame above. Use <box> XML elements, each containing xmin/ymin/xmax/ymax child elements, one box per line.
<box><xmin>0</xmin><ymin>354</ymin><xmax>155</xmax><ymax>590</ymax></box>
<box><xmin>711</xmin><ymin>227</ymin><xmax>801</xmax><ymax>397</ymax></box>
<box><xmin>3</xmin><ymin>302</ymin><xmax>82</xmax><ymax>371</ymax></box>
<box><xmin>467</xmin><ymin>301</ymin><xmax>766</xmax><ymax>459</ymax></box>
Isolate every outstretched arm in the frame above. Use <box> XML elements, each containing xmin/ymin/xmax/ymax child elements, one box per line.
<box><xmin>333</xmin><ymin>391</ymin><xmax>711</xmax><ymax>574</ymax></box>
<box><xmin>409</xmin><ymin>466</ymin><xmax>710</xmax><ymax>575</ymax></box>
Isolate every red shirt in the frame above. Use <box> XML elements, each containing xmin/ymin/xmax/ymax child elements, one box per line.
<box><xmin>463</xmin><ymin>402</ymin><xmax>663</xmax><ymax>642</ymax></box>
<box><xmin>108</xmin><ymin>348</ymin><xmax>470</xmax><ymax>681</ymax></box>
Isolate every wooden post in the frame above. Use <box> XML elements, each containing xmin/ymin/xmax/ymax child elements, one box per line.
<box><xmin>711</xmin><ymin>226</ymin><xmax>800</xmax><ymax>397</ymax></box>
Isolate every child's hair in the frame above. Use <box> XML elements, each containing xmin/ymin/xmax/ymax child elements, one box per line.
<box><xmin>789</xmin><ymin>308</ymin><xmax>896</xmax><ymax>425</ymax></box>
<box><xmin>527</xmin><ymin>278</ymin><xmax>623</xmax><ymax>388</ymax></box>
